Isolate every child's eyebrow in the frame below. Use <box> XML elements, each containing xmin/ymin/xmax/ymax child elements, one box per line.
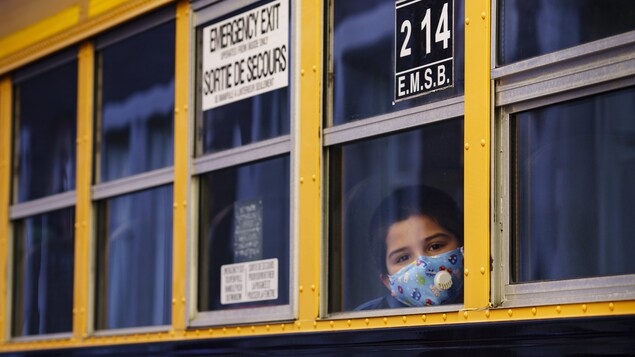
<box><xmin>422</xmin><ymin>233</ymin><xmax>452</xmax><ymax>242</ymax></box>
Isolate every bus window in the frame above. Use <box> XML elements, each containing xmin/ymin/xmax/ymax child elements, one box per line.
<box><xmin>192</xmin><ymin>0</ymin><xmax>294</xmax><ymax>326</ymax></box>
<box><xmin>10</xmin><ymin>50</ymin><xmax>78</xmax><ymax>337</ymax></box>
<box><xmin>326</xmin><ymin>0</ymin><xmax>465</xmax><ymax>315</ymax></box>
<box><xmin>328</xmin><ymin>120</ymin><xmax>464</xmax><ymax>312</ymax></box>
<box><xmin>331</xmin><ymin>0</ymin><xmax>465</xmax><ymax>125</ymax></box>
<box><xmin>93</xmin><ymin>7</ymin><xmax>176</xmax><ymax>331</ymax></box>
<box><xmin>497</xmin><ymin>0</ymin><xmax>635</xmax><ymax>65</ymax></box>
<box><xmin>512</xmin><ymin>86</ymin><xmax>635</xmax><ymax>282</ymax></box>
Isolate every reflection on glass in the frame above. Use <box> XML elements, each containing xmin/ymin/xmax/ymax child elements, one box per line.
<box><xmin>198</xmin><ymin>155</ymin><xmax>290</xmax><ymax>311</ymax></box>
<box><xmin>95</xmin><ymin>185</ymin><xmax>173</xmax><ymax>329</ymax></box>
<box><xmin>513</xmin><ymin>86</ymin><xmax>635</xmax><ymax>282</ymax></box>
<box><xmin>12</xmin><ymin>208</ymin><xmax>74</xmax><ymax>336</ymax></box>
<box><xmin>332</xmin><ymin>0</ymin><xmax>464</xmax><ymax>125</ymax></box>
<box><xmin>201</xmin><ymin>90</ymin><xmax>290</xmax><ymax>154</ymax></box>
<box><xmin>98</xmin><ymin>21</ymin><xmax>175</xmax><ymax>182</ymax></box>
<box><xmin>328</xmin><ymin>119</ymin><xmax>464</xmax><ymax>312</ymax></box>
<box><xmin>15</xmin><ymin>60</ymin><xmax>77</xmax><ymax>202</ymax></box>
<box><xmin>498</xmin><ymin>0</ymin><xmax>635</xmax><ymax>65</ymax></box>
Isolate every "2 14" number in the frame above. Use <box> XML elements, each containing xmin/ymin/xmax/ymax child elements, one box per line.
<box><xmin>399</xmin><ymin>2</ymin><xmax>451</xmax><ymax>58</ymax></box>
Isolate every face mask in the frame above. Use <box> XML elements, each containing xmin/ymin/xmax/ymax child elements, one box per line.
<box><xmin>388</xmin><ymin>247</ymin><xmax>464</xmax><ymax>307</ymax></box>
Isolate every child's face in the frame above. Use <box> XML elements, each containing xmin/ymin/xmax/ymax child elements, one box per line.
<box><xmin>384</xmin><ymin>214</ymin><xmax>459</xmax><ymax>275</ymax></box>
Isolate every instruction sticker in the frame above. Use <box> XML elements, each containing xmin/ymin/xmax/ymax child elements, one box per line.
<box><xmin>201</xmin><ymin>0</ymin><xmax>289</xmax><ymax>110</ymax></box>
<box><xmin>221</xmin><ymin>258</ymin><xmax>278</xmax><ymax>305</ymax></box>
<box><xmin>233</xmin><ymin>199</ymin><xmax>263</xmax><ymax>263</ymax></box>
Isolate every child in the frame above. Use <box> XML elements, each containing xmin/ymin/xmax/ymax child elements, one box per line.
<box><xmin>356</xmin><ymin>185</ymin><xmax>464</xmax><ymax>310</ymax></box>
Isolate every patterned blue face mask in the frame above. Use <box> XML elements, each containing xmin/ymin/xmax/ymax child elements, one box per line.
<box><xmin>388</xmin><ymin>247</ymin><xmax>464</xmax><ymax>307</ymax></box>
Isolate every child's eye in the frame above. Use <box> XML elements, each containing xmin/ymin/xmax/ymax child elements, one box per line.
<box><xmin>428</xmin><ymin>243</ymin><xmax>443</xmax><ymax>252</ymax></box>
<box><xmin>396</xmin><ymin>254</ymin><xmax>410</xmax><ymax>263</ymax></box>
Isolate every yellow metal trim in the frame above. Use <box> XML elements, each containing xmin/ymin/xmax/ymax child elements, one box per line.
<box><xmin>89</xmin><ymin>0</ymin><xmax>133</xmax><ymax>17</ymax></box>
<box><xmin>0</xmin><ymin>6</ymin><xmax>80</xmax><ymax>59</ymax></box>
<box><xmin>73</xmin><ymin>42</ymin><xmax>94</xmax><ymax>341</ymax></box>
<box><xmin>0</xmin><ymin>0</ymin><xmax>174</xmax><ymax>76</ymax></box>
<box><xmin>1</xmin><ymin>301</ymin><xmax>634</xmax><ymax>352</ymax></box>
<box><xmin>297</xmin><ymin>0</ymin><xmax>323</xmax><ymax>322</ymax></box>
<box><xmin>463</xmin><ymin>0</ymin><xmax>491</xmax><ymax>308</ymax></box>
<box><xmin>171</xmin><ymin>0</ymin><xmax>190</xmax><ymax>333</ymax></box>
<box><xmin>0</xmin><ymin>77</ymin><xmax>12</xmax><ymax>343</ymax></box>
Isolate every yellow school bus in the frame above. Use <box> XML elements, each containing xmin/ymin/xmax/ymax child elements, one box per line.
<box><xmin>0</xmin><ymin>0</ymin><xmax>634</xmax><ymax>354</ymax></box>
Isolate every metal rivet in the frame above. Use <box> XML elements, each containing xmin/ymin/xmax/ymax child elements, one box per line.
<box><xmin>485</xmin><ymin>310</ymin><xmax>490</xmax><ymax>318</ymax></box>
<box><xmin>463</xmin><ymin>311</ymin><xmax>468</xmax><ymax>319</ymax></box>
<box><xmin>464</xmin><ymin>143</ymin><xmax>470</xmax><ymax>150</ymax></box>
<box><xmin>481</xmin><ymin>12</ymin><xmax>486</xmax><ymax>19</ymax></box>
<box><xmin>312</xmin><ymin>174</ymin><xmax>316</xmax><ymax>181</ymax></box>
<box><xmin>442</xmin><ymin>313</ymin><xmax>447</xmax><ymax>321</ymax></box>
<box><xmin>299</xmin><ymin>285</ymin><xmax>304</xmax><ymax>293</ymax></box>
<box><xmin>175</xmin><ymin>108</ymin><xmax>179</xmax><ymax>113</ymax></box>
<box><xmin>507</xmin><ymin>309</ymin><xmax>513</xmax><ymax>317</ymax></box>
<box><xmin>173</xmin><ymin>203</ymin><xmax>178</xmax><ymax>209</ymax></box>
<box><xmin>582</xmin><ymin>304</ymin><xmax>587</xmax><ymax>313</ymax></box>
<box><xmin>266</xmin><ymin>325</ymin><xmax>270</xmax><ymax>331</ymax></box>
<box><xmin>465</xmin><ymin>17</ymin><xmax>470</xmax><ymax>25</ymax></box>
<box><xmin>365</xmin><ymin>318</ymin><xmax>369</xmax><ymax>325</ymax></box>
<box><xmin>609</xmin><ymin>302</ymin><xmax>615</xmax><ymax>311</ymax></box>
<box><xmin>481</xmin><ymin>139</ymin><xmax>486</xmax><ymax>147</ymax></box>
<box><xmin>402</xmin><ymin>316</ymin><xmax>407</xmax><ymax>323</ymax></box>
<box><xmin>312</xmin><ymin>65</ymin><xmax>317</xmax><ymax>72</ymax></box>
<box><xmin>251</xmin><ymin>326</ymin><xmax>255</xmax><ymax>332</ymax></box>
<box><xmin>182</xmin><ymin>297</ymin><xmax>186</xmax><ymax>303</ymax></box>
<box><xmin>464</xmin><ymin>269</ymin><xmax>469</xmax><ymax>277</ymax></box>
<box><xmin>222</xmin><ymin>328</ymin><xmax>227</xmax><ymax>333</ymax></box>
<box><xmin>421</xmin><ymin>314</ymin><xmax>426</xmax><ymax>322</ymax></box>
<box><xmin>281</xmin><ymin>324</ymin><xmax>285</xmax><ymax>330</ymax></box>
<box><xmin>296</xmin><ymin>321</ymin><xmax>301</xmax><ymax>329</ymax></box>
<box><xmin>182</xmin><ymin>201</ymin><xmax>187</xmax><ymax>207</ymax></box>
<box><xmin>313</xmin><ymin>321</ymin><xmax>318</xmax><ymax>328</ymax></box>
<box><xmin>383</xmin><ymin>317</ymin><xmax>388</xmax><ymax>324</ymax></box>
<box><xmin>300</xmin><ymin>177</ymin><xmax>304</xmax><ymax>184</ymax></box>
<box><xmin>195</xmin><ymin>330</ymin><xmax>199</xmax><ymax>336</ymax></box>
<box><xmin>301</xmin><ymin>69</ymin><xmax>305</xmax><ymax>76</ymax></box>
<box><xmin>480</xmin><ymin>267</ymin><xmax>485</xmax><ymax>275</ymax></box>
<box><xmin>184</xmin><ymin>105</ymin><xmax>188</xmax><ymax>111</ymax></box>
<box><xmin>236</xmin><ymin>327</ymin><xmax>241</xmax><ymax>333</ymax></box>
<box><xmin>311</xmin><ymin>284</ymin><xmax>316</xmax><ymax>291</ymax></box>
<box><xmin>556</xmin><ymin>306</ymin><xmax>561</xmax><ymax>313</ymax></box>
<box><xmin>172</xmin><ymin>298</ymin><xmax>176</xmax><ymax>305</ymax></box>
<box><xmin>532</xmin><ymin>307</ymin><xmax>537</xmax><ymax>316</ymax></box>
<box><xmin>347</xmin><ymin>319</ymin><xmax>351</xmax><ymax>326</ymax></box>
<box><xmin>330</xmin><ymin>321</ymin><xmax>334</xmax><ymax>327</ymax></box>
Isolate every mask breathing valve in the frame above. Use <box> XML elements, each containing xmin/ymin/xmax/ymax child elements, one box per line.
<box><xmin>434</xmin><ymin>270</ymin><xmax>453</xmax><ymax>290</ymax></box>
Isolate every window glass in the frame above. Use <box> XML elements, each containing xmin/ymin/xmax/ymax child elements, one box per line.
<box><xmin>498</xmin><ymin>0</ymin><xmax>635</xmax><ymax>65</ymax></box>
<box><xmin>332</xmin><ymin>0</ymin><xmax>464</xmax><ymax>125</ymax></box>
<box><xmin>328</xmin><ymin>120</ymin><xmax>463</xmax><ymax>312</ymax></box>
<box><xmin>95</xmin><ymin>185</ymin><xmax>173</xmax><ymax>329</ymax></box>
<box><xmin>97</xmin><ymin>20</ymin><xmax>175</xmax><ymax>182</ymax></box>
<box><xmin>197</xmin><ymin>0</ymin><xmax>291</xmax><ymax>155</ymax></box>
<box><xmin>512</xmin><ymin>86</ymin><xmax>635</xmax><ymax>282</ymax></box>
<box><xmin>198</xmin><ymin>155</ymin><xmax>290</xmax><ymax>311</ymax></box>
<box><xmin>14</xmin><ymin>60</ymin><xmax>77</xmax><ymax>202</ymax></box>
<box><xmin>12</xmin><ymin>208</ymin><xmax>74</xmax><ymax>336</ymax></box>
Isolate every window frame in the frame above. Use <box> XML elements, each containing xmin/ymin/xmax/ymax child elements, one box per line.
<box><xmin>491</xmin><ymin>14</ymin><xmax>635</xmax><ymax>307</ymax></box>
<box><xmin>90</xmin><ymin>5</ymin><xmax>176</xmax><ymax>335</ymax></box>
<box><xmin>8</xmin><ymin>47</ymin><xmax>79</xmax><ymax>341</ymax></box>
<box><xmin>322</xmin><ymin>0</ymin><xmax>466</xmax><ymax>319</ymax></box>
<box><xmin>188</xmin><ymin>0</ymin><xmax>298</xmax><ymax>327</ymax></box>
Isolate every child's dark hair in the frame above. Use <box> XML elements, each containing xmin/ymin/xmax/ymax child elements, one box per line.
<box><xmin>370</xmin><ymin>185</ymin><xmax>463</xmax><ymax>275</ymax></box>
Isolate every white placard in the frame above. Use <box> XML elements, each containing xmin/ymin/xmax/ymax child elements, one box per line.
<box><xmin>221</xmin><ymin>258</ymin><xmax>278</xmax><ymax>305</ymax></box>
<box><xmin>201</xmin><ymin>0</ymin><xmax>289</xmax><ymax>110</ymax></box>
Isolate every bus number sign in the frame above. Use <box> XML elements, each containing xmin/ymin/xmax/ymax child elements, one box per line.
<box><xmin>395</xmin><ymin>0</ymin><xmax>454</xmax><ymax>102</ymax></box>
